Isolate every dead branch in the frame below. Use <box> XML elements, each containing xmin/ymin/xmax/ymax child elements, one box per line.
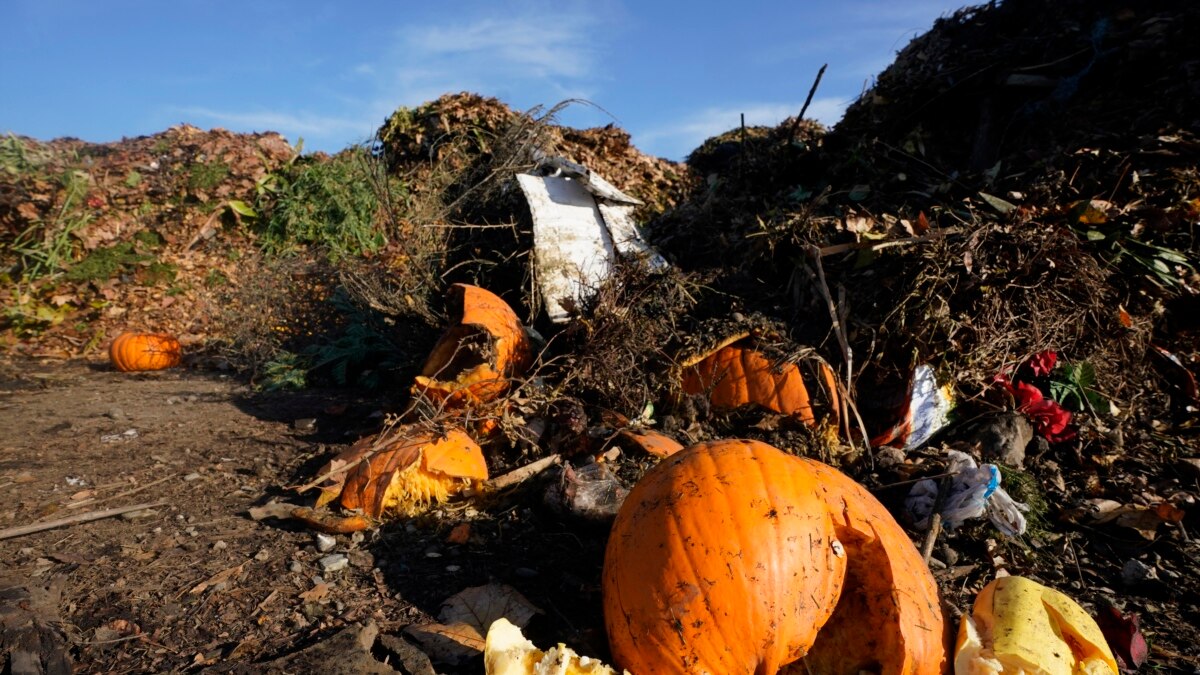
<box><xmin>808</xmin><ymin>245</ymin><xmax>872</xmax><ymax>458</ymax></box>
<box><xmin>788</xmin><ymin>63</ymin><xmax>828</xmax><ymax>143</ymax></box>
<box><xmin>921</xmin><ymin>513</ymin><xmax>943</xmax><ymax>564</ymax></box>
<box><xmin>65</xmin><ymin>474</ymin><xmax>178</xmax><ymax>510</ymax></box>
<box><xmin>817</xmin><ymin>227</ymin><xmax>963</xmax><ymax>257</ymax></box>
<box><xmin>0</xmin><ymin>500</ymin><xmax>169</xmax><ymax>541</ymax></box>
<box><xmin>486</xmin><ymin>454</ymin><xmax>562</xmax><ymax>491</ymax></box>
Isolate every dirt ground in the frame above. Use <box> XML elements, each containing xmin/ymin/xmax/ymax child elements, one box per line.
<box><xmin>0</xmin><ymin>357</ymin><xmax>621</xmax><ymax>674</ymax></box>
<box><xmin>3</xmin><ymin>356</ymin><xmax>1199</xmax><ymax>674</ymax></box>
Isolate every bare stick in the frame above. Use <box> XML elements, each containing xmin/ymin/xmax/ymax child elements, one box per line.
<box><xmin>789</xmin><ymin>63</ymin><xmax>828</xmax><ymax>143</ymax></box>
<box><xmin>808</xmin><ymin>246</ymin><xmax>871</xmax><ymax>457</ymax></box>
<box><xmin>66</xmin><ymin>474</ymin><xmax>178</xmax><ymax>509</ymax></box>
<box><xmin>921</xmin><ymin>474</ymin><xmax>953</xmax><ymax>565</ymax></box>
<box><xmin>0</xmin><ymin>500</ymin><xmax>169</xmax><ymax>541</ymax></box>
<box><xmin>921</xmin><ymin>513</ymin><xmax>943</xmax><ymax>564</ymax></box>
<box><xmin>817</xmin><ymin>227</ymin><xmax>963</xmax><ymax>257</ymax></box>
<box><xmin>486</xmin><ymin>455</ymin><xmax>561</xmax><ymax>491</ymax></box>
<box><xmin>871</xmin><ymin>471</ymin><xmax>956</xmax><ymax>492</ymax></box>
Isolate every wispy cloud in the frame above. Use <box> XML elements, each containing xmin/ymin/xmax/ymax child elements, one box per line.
<box><xmin>175</xmin><ymin>106</ymin><xmax>376</xmax><ymax>143</ymax></box>
<box><xmin>378</xmin><ymin>4</ymin><xmax>606</xmax><ymax>109</ymax></box>
<box><xmin>636</xmin><ymin>98</ymin><xmax>847</xmax><ymax>161</ymax></box>
<box><xmin>403</xmin><ymin>13</ymin><xmax>597</xmax><ymax>80</ymax></box>
<box><xmin>171</xmin><ymin>4</ymin><xmax>609</xmax><ymax>153</ymax></box>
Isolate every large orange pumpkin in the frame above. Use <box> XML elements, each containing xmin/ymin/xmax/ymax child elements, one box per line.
<box><xmin>602</xmin><ymin>440</ymin><xmax>946</xmax><ymax>674</ymax></box>
<box><xmin>109</xmin><ymin>332</ymin><xmax>182</xmax><ymax>372</ymax></box>
<box><xmin>412</xmin><ymin>284</ymin><xmax>532</xmax><ymax>407</ymax></box>
<box><xmin>679</xmin><ymin>342</ymin><xmax>839</xmax><ymax>429</ymax></box>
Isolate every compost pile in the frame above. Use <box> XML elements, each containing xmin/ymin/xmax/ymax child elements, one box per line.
<box><xmin>1</xmin><ymin>0</ymin><xmax>1198</xmax><ymax>672</ymax></box>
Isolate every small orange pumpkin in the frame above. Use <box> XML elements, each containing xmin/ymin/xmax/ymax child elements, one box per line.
<box><xmin>679</xmin><ymin>341</ymin><xmax>839</xmax><ymax>428</ymax></box>
<box><xmin>412</xmin><ymin>284</ymin><xmax>532</xmax><ymax>407</ymax></box>
<box><xmin>315</xmin><ymin>425</ymin><xmax>487</xmax><ymax>518</ymax></box>
<box><xmin>602</xmin><ymin>439</ymin><xmax>946</xmax><ymax>674</ymax></box>
<box><xmin>109</xmin><ymin>332</ymin><xmax>182</xmax><ymax>372</ymax></box>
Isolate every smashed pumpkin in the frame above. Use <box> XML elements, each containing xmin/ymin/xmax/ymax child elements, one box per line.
<box><xmin>412</xmin><ymin>284</ymin><xmax>532</xmax><ymax>407</ymax></box>
<box><xmin>679</xmin><ymin>341</ymin><xmax>839</xmax><ymax>429</ymax></box>
<box><xmin>315</xmin><ymin>426</ymin><xmax>487</xmax><ymax>518</ymax></box>
<box><xmin>485</xmin><ymin>618</ymin><xmax>628</xmax><ymax>675</ymax></box>
<box><xmin>615</xmin><ymin>428</ymin><xmax>684</xmax><ymax>459</ymax></box>
<box><xmin>956</xmin><ymin>576</ymin><xmax>1118</xmax><ymax>675</ymax></box>
<box><xmin>602</xmin><ymin>439</ymin><xmax>945</xmax><ymax>675</ymax></box>
<box><xmin>109</xmin><ymin>332</ymin><xmax>182</xmax><ymax>372</ymax></box>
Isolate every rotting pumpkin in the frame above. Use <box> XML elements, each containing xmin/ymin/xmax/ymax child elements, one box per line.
<box><xmin>602</xmin><ymin>439</ymin><xmax>947</xmax><ymax>674</ymax></box>
<box><xmin>313</xmin><ymin>425</ymin><xmax>487</xmax><ymax>518</ymax></box>
<box><xmin>412</xmin><ymin>283</ymin><xmax>532</xmax><ymax>408</ymax></box>
<box><xmin>109</xmin><ymin>332</ymin><xmax>182</xmax><ymax>372</ymax></box>
<box><xmin>679</xmin><ymin>340</ymin><xmax>840</xmax><ymax>431</ymax></box>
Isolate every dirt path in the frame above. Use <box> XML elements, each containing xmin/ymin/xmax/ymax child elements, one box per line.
<box><xmin>0</xmin><ymin>359</ymin><xmax>401</xmax><ymax>672</ymax></box>
<box><xmin>0</xmin><ymin>358</ymin><xmax>612</xmax><ymax>674</ymax></box>
<box><xmin>3</xmin><ymin>358</ymin><xmax>1198</xmax><ymax>673</ymax></box>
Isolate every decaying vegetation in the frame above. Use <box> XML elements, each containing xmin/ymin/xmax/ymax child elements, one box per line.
<box><xmin>1</xmin><ymin>0</ymin><xmax>1197</xmax><ymax>672</ymax></box>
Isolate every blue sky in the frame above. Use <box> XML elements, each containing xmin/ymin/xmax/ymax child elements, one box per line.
<box><xmin>1</xmin><ymin>0</ymin><xmax>969</xmax><ymax>161</ymax></box>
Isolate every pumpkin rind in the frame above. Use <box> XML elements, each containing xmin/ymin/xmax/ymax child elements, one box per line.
<box><xmin>798</xmin><ymin>459</ymin><xmax>947</xmax><ymax>674</ymax></box>
<box><xmin>318</xmin><ymin>426</ymin><xmax>487</xmax><ymax>518</ymax></box>
<box><xmin>616</xmin><ymin>428</ymin><xmax>685</xmax><ymax>458</ymax></box>
<box><xmin>602</xmin><ymin>440</ymin><xmax>946</xmax><ymax>674</ymax></box>
<box><xmin>109</xmin><ymin>332</ymin><xmax>182</xmax><ymax>372</ymax></box>
<box><xmin>603</xmin><ymin>440</ymin><xmax>847</xmax><ymax>674</ymax></box>
<box><xmin>412</xmin><ymin>284</ymin><xmax>532</xmax><ymax>406</ymax></box>
<box><xmin>955</xmin><ymin>576</ymin><xmax>1118</xmax><ymax>675</ymax></box>
<box><xmin>679</xmin><ymin>343</ymin><xmax>839</xmax><ymax>427</ymax></box>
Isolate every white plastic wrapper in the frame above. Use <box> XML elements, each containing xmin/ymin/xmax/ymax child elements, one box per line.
<box><xmin>517</xmin><ymin>159</ymin><xmax>668</xmax><ymax>324</ymax></box>
<box><xmin>906</xmin><ymin>450</ymin><xmax>1028</xmax><ymax>536</ymax></box>
<box><xmin>904</xmin><ymin>364</ymin><xmax>954</xmax><ymax>450</ymax></box>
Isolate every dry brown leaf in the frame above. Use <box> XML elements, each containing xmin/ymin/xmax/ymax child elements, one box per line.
<box><xmin>299</xmin><ymin>583</ymin><xmax>330</xmax><ymax>603</ymax></box>
<box><xmin>1086</xmin><ymin>499</ymin><xmax>1176</xmax><ymax>540</ymax></box>
<box><xmin>405</xmin><ymin>622</ymin><xmax>486</xmax><ymax>665</ymax></box>
<box><xmin>439</xmin><ymin>582</ymin><xmax>541</xmax><ymax>631</ymax></box>
<box><xmin>189</xmin><ymin>562</ymin><xmax>246</xmax><ymax>595</ymax></box>
<box><xmin>404</xmin><ymin>583</ymin><xmax>542</xmax><ymax>666</ymax></box>
<box><xmin>446</xmin><ymin>523</ymin><xmax>471</xmax><ymax>544</ymax></box>
<box><xmin>247</xmin><ymin>502</ymin><xmax>300</xmax><ymax>522</ymax></box>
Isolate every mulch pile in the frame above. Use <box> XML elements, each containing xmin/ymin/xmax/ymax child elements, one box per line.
<box><xmin>1</xmin><ymin>0</ymin><xmax>1198</xmax><ymax>671</ymax></box>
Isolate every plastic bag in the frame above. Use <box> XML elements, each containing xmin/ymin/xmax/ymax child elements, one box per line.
<box><xmin>906</xmin><ymin>450</ymin><xmax>1028</xmax><ymax>536</ymax></box>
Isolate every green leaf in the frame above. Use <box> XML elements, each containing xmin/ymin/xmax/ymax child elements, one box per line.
<box><xmin>226</xmin><ymin>200</ymin><xmax>258</xmax><ymax>218</ymax></box>
<box><xmin>978</xmin><ymin>192</ymin><xmax>1017</xmax><ymax>215</ymax></box>
<box><xmin>1085</xmin><ymin>230</ymin><xmax>1106</xmax><ymax>241</ymax></box>
<box><xmin>789</xmin><ymin>186</ymin><xmax>813</xmax><ymax>202</ymax></box>
<box><xmin>1051</xmin><ymin>361</ymin><xmax>1105</xmax><ymax>412</ymax></box>
<box><xmin>848</xmin><ymin>185</ymin><xmax>871</xmax><ymax>202</ymax></box>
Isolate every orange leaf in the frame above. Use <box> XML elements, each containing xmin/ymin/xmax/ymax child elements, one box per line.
<box><xmin>915</xmin><ymin>210</ymin><xmax>931</xmax><ymax>235</ymax></box>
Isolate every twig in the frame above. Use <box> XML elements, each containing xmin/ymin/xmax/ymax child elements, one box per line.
<box><xmin>739</xmin><ymin>113</ymin><xmax>747</xmax><ymax>174</ymax></box>
<box><xmin>1065</xmin><ymin>532</ymin><xmax>1085</xmax><ymax>586</ymax></box>
<box><xmin>77</xmin><ymin>634</ymin><xmax>146</xmax><ymax>645</ymax></box>
<box><xmin>921</xmin><ymin>474</ymin><xmax>953</xmax><ymax>565</ymax></box>
<box><xmin>0</xmin><ymin>500</ymin><xmax>169</xmax><ymax>541</ymax></box>
<box><xmin>486</xmin><ymin>454</ymin><xmax>561</xmax><ymax>491</ymax></box>
<box><xmin>66</xmin><ymin>474</ymin><xmax>177</xmax><ymax>509</ymax></box>
<box><xmin>921</xmin><ymin>513</ymin><xmax>943</xmax><ymax>564</ymax></box>
<box><xmin>788</xmin><ymin>63</ymin><xmax>828</xmax><ymax>143</ymax></box>
<box><xmin>817</xmin><ymin>227</ymin><xmax>963</xmax><ymax>257</ymax></box>
<box><xmin>808</xmin><ymin>245</ymin><xmax>871</xmax><ymax>458</ymax></box>
<box><xmin>871</xmin><ymin>471</ymin><xmax>957</xmax><ymax>492</ymax></box>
